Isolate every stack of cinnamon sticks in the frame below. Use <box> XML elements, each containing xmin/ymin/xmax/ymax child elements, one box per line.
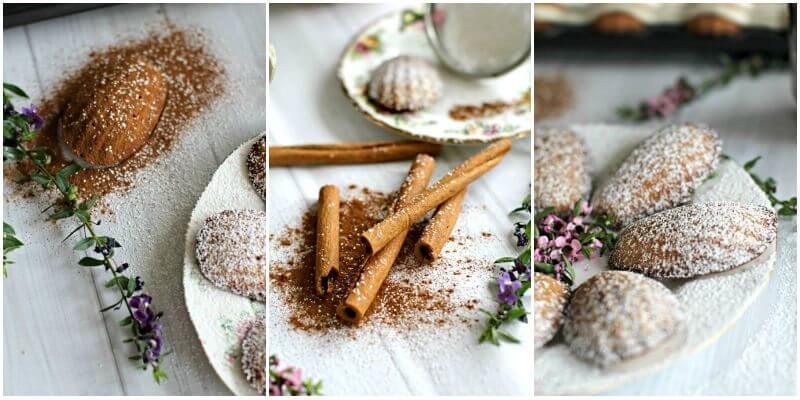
<box><xmin>271</xmin><ymin>139</ymin><xmax>512</xmax><ymax>324</ymax></box>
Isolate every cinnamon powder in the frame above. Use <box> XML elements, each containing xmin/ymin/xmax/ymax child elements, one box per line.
<box><xmin>10</xmin><ymin>24</ymin><xmax>224</xmax><ymax>200</ymax></box>
<box><xmin>270</xmin><ymin>187</ymin><xmax>484</xmax><ymax>333</ymax></box>
<box><xmin>449</xmin><ymin>89</ymin><xmax>530</xmax><ymax>121</ymax></box>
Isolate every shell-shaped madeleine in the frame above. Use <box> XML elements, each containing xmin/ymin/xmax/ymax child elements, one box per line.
<box><xmin>563</xmin><ymin>271</ymin><xmax>685</xmax><ymax>368</ymax></box>
<box><xmin>609</xmin><ymin>201</ymin><xmax>777</xmax><ymax>278</ymax></box>
<box><xmin>592</xmin><ymin>124</ymin><xmax>721</xmax><ymax>226</ymax></box>
<box><xmin>534</xmin><ymin>128</ymin><xmax>590</xmax><ymax>213</ymax></box>
<box><xmin>367</xmin><ymin>55</ymin><xmax>442</xmax><ymax>112</ymax></box>
<box><xmin>534</xmin><ymin>272</ymin><xmax>569</xmax><ymax>349</ymax></box>
<box><xmin>59</xmin><ymin>58</ymin><xmax>167</xmax><ymax>167</ymax></box>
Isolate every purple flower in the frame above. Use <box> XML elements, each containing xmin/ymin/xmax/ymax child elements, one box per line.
<box><xmin>21</xmin><ymin>104</ymin><xmax>43</xmax><ymax>130</ymax></box>
<box><xmin>513</xmin><ymin>222</ymin><xmax>527</xmax><ymax>247</ymax></box>
<box><xmin>496</xmin><ymin>272</ymin><xmax>522</xmax><ymax>305</ymax></box>
<box><xmin>129</xmin><ymin>294</ymin><xmax>152</xmax><ymax>309</ymax></box>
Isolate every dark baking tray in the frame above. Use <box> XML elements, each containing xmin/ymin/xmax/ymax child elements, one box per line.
<box><xmin>535</xmin><ymin>5</ymin><xmax>795</xmax><ymax>61</ymax></box>
<box><xmin>3</xmin><ymin>4</ymin><xmax>112</xmax><ymax>29</ymax></box>
<box><xmin>535</xmin><ymin>27</ymin><xmax>790</xmax><ymax>60</ymax></box>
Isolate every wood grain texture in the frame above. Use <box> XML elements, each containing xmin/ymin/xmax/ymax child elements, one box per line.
<box><xmin>3</xmin><ymin>3</ymin><xmax>265</xmax><ymax>395</ymax></box>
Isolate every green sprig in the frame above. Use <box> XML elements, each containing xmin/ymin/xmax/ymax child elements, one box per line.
<box><xmin>479</xmin><ymin>192</ymin><xmax>531</xmax><ymax>345</ymax></box>
<box><xmin>3</xmin><ymin>83</ymin><xmax>169</xmax><ymax>383</ymax></box>
<box><xmin>739</xmin><ymin>156</ymin><xmax>797</xmax><ymax>216</ymax></box>
<box><xmin>3</xmin><ymin>222</ymin><xmax>23</xmax><ymax>277</ymax></box>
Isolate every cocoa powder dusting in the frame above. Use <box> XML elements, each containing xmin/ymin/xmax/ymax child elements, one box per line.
<box><xmin>271</xmin><ymin>187</ymin><xmax>483</xmax><ymax>333</ymax></box>
<box><xmin>9</xmin><ymin>24</ymin><xmax>224</xmax><ymax>200</ymax></box>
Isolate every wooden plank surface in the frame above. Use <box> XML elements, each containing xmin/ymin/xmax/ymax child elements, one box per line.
<box><xmin>3</xmin><ymin>3</ymin><xmax>265</xmax><ymax>395</ymax></box>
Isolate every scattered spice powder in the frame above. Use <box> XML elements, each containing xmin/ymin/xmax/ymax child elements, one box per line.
<box><xmin>449</xmin><ymin>89</ymin><xmax>530</xmax><ymax>121</ymax></box>
<box><xmin>270</xmin><ymin>187</ymin><xmax>486</xmax><ymax>333</ymax></box>
<box><xmin>534</xmin><ymin>75</ymin><xmax>574</xmax><ymax>122</ymax></box>
<box><xmin>9</xmin><ymin>23</ymin><xmax>225</xmax><ymax>200</ymax></box>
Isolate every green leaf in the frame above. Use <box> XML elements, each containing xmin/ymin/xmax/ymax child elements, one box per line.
<box><xmin>127</xmin><ymin>276</ymin><xmax>136</xmax><ymax>293</ymax></box>
<box><xmin>30</xmin><ymin>173</ymin><xmax>51</xmax><ymax>188</ymax></box>
<box><xmin>119</xmin><ymin>316</ymin><xmax>133</xmax><ymax>326</ymax></box>
<box><xmin>49</xmin><ymin>208</ymin><xmax>74</xmax><ymax>221</ymax></box>
<box><xmin>3</xmin><ymin>236</ymin><xmax>23</xmax><ymax>252</ymax></box>
<box><xmin>496</xmin><ymin>330</ymin><xmax>520</xmax><ymax>344</ymax></box>
<box><xmin>62</xmin><ymin>225</ymin><xmax>85</xmax><ymax>243</ymax></box>
<box><xmin>72</xmin><ymin>237</ymin><xmax>96</xmax><ymax>251</ymax></box>
<box><xmin>3</xmin><ymin>146</ymin><xmax>24</xmax><ymax>161</ymax></box>
<box><xmin>105</xmin><ymin>276</ymin><xmax>128</xmax><ymax>288</ymax></box>
<box><xmin>54</xmin><ymin>174</ymin><xmax>70</xmax><ymax>194</ymax></box>
<box><xmin>743</xmin><ymin>156</ymin><xmax>761</xmax><ymax>171</ymax></box>
<box><xmin>74</xmin><ymin>210</ymin><xmax>90</xmax><ymax>224</ymax></box>
<box><xmin>100</xmin><ymin>298</ymin><xmax>124</xmax><ymax>312</ymax></box>
<box><xmin>80</xmin><ymin>196</ymin><xmax>99</xmax><ymax>211</ymax></box>
<box><xmin>506</xmin><ymin>306</ymin><xmax>527</xmax><ymax>321</ymax></box>
<box><xmin>78</xmin><ymin>257</ymin><xmax>105</xmax><ymax>267</ymax></box>
<box><xmin>57</xmin><ymin>164</ymin><xmax>82</xmax><ymax>180</ymax></box>
<box><xmin>4</xmin><ymin>223</ymin><xmax>15</xmax><ymax>235</ymax></box>
<box><xmin>3</xmin><ymin>83</ymin><xmax>28</xmax><ymax>98</ymax></box>
<box><xmin>129</xmin><ymin>355</ymin><xmax>142</xmax><ymax>361</ymax></box>
<box><xmin>494</xmin><ymin>256</ymin><xmax>515</xmax><ymax>264</ymax></box>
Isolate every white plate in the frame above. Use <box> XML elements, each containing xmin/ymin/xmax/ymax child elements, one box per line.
<box><xmin>337</xmin><ymin>6</ymin><xmax>531</xmax><ymax>144</ymax></box>
<box><xmin>183</xmin><ymin>135</ymin><xmax>266</xmax><ymax>396</ymax></box>
<box><xmin>534</xmin><ymin>124</ymin><xmax>776</xmax><ymax>395</ymax></box>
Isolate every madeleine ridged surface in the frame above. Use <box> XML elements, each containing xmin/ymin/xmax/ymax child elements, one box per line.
<box><xmin>59</xmin><ymin>58</ymin><xmax>167</xmax><ymax>167</ymax></box>
<box><xmin>592</xmin><ymin>124</ymin><xmax>721</xmax><ymax>227</ymax></box>
<box><xmin>367</xmin><ymin>55</ymin><xmax>442</xmax><ymax>112</ymax></box>
<box><xmin>609</xmin><ymin>201</ymin><xmax>777</xmax><ymax>278</ymax></box>
<box><xmin>534</xmin><ymin>272</ymin><xmax>569</xmax><ymax>349</ymax></box>
<box><xmin>563</xmin><ymin>271</ymin><xmax>685</xmax><ymax>368</ymax></box>
<box><xmin>534</xmin><ymin>128</ymin><xmax>590</xmax><ymax>213</ymax></box>
<box><xmin>241</xmin><ymin>318</ymin><xmax>266</xmax><ymax>394</ymax></box>
<box><xmin>196</xmin><ymin>209</ymin><xmax>266</xmax><ymax>302</ymax></box>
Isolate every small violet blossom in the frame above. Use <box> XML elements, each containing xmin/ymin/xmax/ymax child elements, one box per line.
<box><xmin>496</xmin><ymin>271</ymin><xmax>522</xmax><ymax>305</ymax></box>
<box><xmin>20</xmin><ymin>104</ymin><xmax>43</xmax><ymax>130</ymax></box>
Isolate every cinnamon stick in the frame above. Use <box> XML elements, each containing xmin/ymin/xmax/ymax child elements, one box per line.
<box><xmin>270</xmin><ymin>140</ymin><xmax>442</xmax><ymax>166</ymax></box>
<box><xmin>415</xmin><ymin>189</ymin><xmax>466</xmax><ymax>262</ymax></box>
<box><xmin>361</xmin><ymin>138</ymin><xmax>512</xmax><ymax>255</ymax></box>
<box><xmin>337</xmin><ymin>154</ymin><xmax>436</xmax><ymax>324</ymax></box>
<box><xmin>315</xmin><ymin>185</ymin><xmax>340</xmax><ymax>296</ymax></box>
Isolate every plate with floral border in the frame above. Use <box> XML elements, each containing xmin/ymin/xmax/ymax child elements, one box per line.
<box><xmin>183</xmin><ymin>135</ymin><xmax>266</xmax><ymax>395</ymax></box>
<box><xmin>337</xmin><ymin>6</ymin><xmax>531</xmax><ymax>144</ymax></box>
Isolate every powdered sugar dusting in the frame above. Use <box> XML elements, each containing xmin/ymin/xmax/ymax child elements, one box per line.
<box><xmin>534</xmin><ymin>272</ymin><xmax>569</xmax><ymax>349</ymax></box>
<box><xmin>534</xmin><ymin>127</ymin><xmax>590</xmax><ymax>212</ymax></box>
<box><xmin>535</xmin><ymin>124</ymin><xmax>778</xmax><ymax>395</ymax></box>
<box><xmin>195</xmin><ymin>209</ymin><xmax>266</xmax><ymax>301</ymax></box>
<box><xmin>368</xmin><ymin>55</ymin><xmax>442</xmax><ymax>112</ymax></box>
<box><xmin>592</xmin><ymin>124</ymin><xmax>722</xmax><ymax>226</ymax></box>
<box><xmin>240</xmin><ymin>317</ymin><xmax>266</xmax><ymax>394</ymax></box>
<box><xmin>270</xmin><ymin>186</ymin><xmax>531</xmax><ymax>395</ymax></box>
<box><xmin>563</xmin><ymin>271</ymin><xmax>685</xmax><ymax>367</ymax></box>
<box><xmin>609</xmin><ymin>202</ymin><xmax>777</xmax><ymax>278</ymax></box>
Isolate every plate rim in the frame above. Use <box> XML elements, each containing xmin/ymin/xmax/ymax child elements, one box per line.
<box><xmin>335</xmin><ymin>7</ymin><xmax>531</xmax><ymax>145</ymax></box>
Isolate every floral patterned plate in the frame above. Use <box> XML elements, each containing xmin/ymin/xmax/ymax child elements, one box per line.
<box><xmin>183</xmin><ymin>135</ymin><xmax>266</xmax><ymax>395</ymax></box>
<box><xmin>337</xmin><ymin>6</ymin><xmax>531</xmax><ymax>144</ymax></box>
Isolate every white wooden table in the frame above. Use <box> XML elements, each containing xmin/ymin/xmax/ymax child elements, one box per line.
<box><xmin>3</xmin><ymin>4</ymin><xmax>265</xmax><ymax>395</ymax></box>
<box><xmin>269</xmin><ymin>3</ymin><xmax>532</xmax><ymax>395</ymax></box>
<box><xmin>537</xmin><ymin>53</ymin><xmax>797</xmax><ymax>395</ymax></box>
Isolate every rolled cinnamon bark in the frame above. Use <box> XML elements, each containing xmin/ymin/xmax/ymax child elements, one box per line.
<box><xmin>337</xmin><ymin>154</ymin><xmax>436</xmax><ymax>324</ymax></box>
<box><xmin>315</xmin><ymin>185</ymin><xmax>340</xmax><ymax>296</ymax></box>
<box><xmin>270</xmin><ymin>140</ymin><xmax>442</xmax><ymax>166</ymax></box>
<box><xmin>361</xmin><ymin>138</ymin><xmax>511</xmax><ymax>255</ymax></box>
<box><xmin>415</xmin><ymin>189</ymin><xmax>467</xmax><ymax>262</ymax></box>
